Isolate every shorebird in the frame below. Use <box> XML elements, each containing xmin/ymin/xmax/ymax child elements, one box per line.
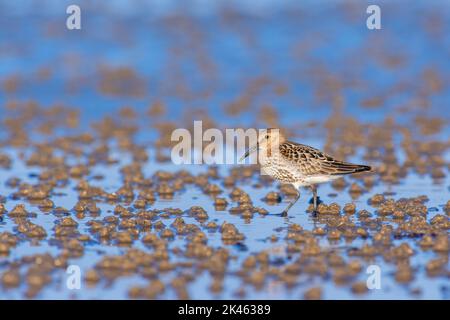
<box><xmin>240</xmin><ymin>129</ymin><xmax>371</xmax><ymax>215</ymax></box>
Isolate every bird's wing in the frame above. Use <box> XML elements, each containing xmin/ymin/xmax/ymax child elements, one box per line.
<box><xmin>279</xmin><ymin>142</ymin><xmax>370</xmax><ymax>176</ymax></box>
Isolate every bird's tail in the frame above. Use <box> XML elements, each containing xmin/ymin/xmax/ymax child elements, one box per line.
<box><xmin>352</xmin><ymin>164</ymin><xmax>372</xmax><ymax>173</ymax></box>
<box><xmin>328</xmin><ymin>162</ymin><xmax>372</xmax><ymax>175</ymax></box>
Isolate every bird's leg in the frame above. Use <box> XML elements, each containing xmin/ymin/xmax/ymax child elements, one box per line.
<box><xmin>280</xmin><ymin>189</ymin><xmax>300</xmax><ymax>216</ymax></box>
<box><xmin>310</xmin><ymin>185</ymin><xmax>318</xmax><ymax>213</ymax></box>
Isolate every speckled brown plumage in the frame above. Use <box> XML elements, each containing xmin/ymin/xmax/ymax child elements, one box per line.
<box><xmin>242</xmin><ymin>130</ymin><xmax>372</xmax><ymax>214</ymax></box>
<box><xmin>278</xmin><ymin>141</ymin><xmax>371</xmax><ymax>176</ymax></box>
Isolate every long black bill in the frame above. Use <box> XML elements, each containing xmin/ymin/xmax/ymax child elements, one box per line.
<box><xmin>239</xmin><ymin>143</ymin><xmax>258</xmax><ymax>162</ymax></box>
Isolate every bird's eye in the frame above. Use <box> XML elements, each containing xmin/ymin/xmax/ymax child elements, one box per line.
<box><xmin>265</xmin><ymin>135</ymin><xmax>269</xmax><ymax>139</ymax></box>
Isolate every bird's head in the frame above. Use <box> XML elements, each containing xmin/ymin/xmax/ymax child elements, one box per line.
<box><xmin>240</xmin><ymin>128</ymin><xmax>285</xmax><ymax>161</ymax></box>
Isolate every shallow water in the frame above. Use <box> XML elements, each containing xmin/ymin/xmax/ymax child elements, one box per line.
<box><xmin>0</xmin><ymin>147</ymin><xmax>448</xmax><ymax>299</ymax></box>
<box><xmin>0</xmin><ymin>0</ymin><xmax>449</xmax><ymax>300</ymax></box>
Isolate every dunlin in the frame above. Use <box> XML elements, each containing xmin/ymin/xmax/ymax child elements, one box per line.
<box><xmin>241</xmin><ymin>129</ymin><xmax>371</xmax><ymax>215</ymax></box>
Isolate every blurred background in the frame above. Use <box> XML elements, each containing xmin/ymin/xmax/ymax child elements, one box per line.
<box><xmin>1</xmin><ymin>0</ymin><xmax>449</xmax><ymax>126</ymax></box>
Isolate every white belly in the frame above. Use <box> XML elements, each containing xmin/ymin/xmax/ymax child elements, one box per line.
<box><xmin>261</xmin><ymin>155</ymin><xmax>342</xmax><ymax>188</ymax></box>
<box><xmin>302</xmin><ymin>175</ymin><xmax>340</xmax><ymax>185</ymax></box>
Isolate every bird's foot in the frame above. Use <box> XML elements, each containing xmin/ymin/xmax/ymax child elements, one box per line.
<box><xmin>308</xmin><ymin>197</ymin><xmax>323</xmax><ymax>205</ymax></box>
<box><xmin>269</xmin><ymin>211</ymin><xmax>288</xmax><ymax>217</ymax></box>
